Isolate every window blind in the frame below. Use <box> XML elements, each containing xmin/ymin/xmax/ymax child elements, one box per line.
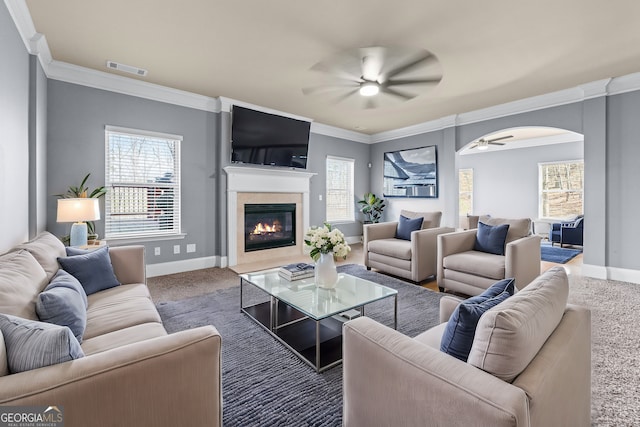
<box><xmin>326</xmin><ymin>156</ymin><xmax>355</xmax><ymax>222</ymax></box>
<box><xmin>105</xmin><ymin>126</ymin><xmax>182</xmax><ymax>239</ymax></box>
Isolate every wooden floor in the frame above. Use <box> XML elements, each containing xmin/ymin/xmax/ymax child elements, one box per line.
<box><xmin>231</xmin><ymin>242</ymin><xmax>584</xmax><ymax>293</ymax></box>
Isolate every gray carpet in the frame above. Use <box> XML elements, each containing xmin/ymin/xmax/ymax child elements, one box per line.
<box><xmin>157</xmin><ymin>264</ymin><xmax>444</xmax><ymax>426</ymax></box>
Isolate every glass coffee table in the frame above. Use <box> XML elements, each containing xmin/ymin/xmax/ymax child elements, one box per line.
<box><xmin>240</xmin><ymin>268</ymin><xmax>398</xmax><ymax>372</ymax></box>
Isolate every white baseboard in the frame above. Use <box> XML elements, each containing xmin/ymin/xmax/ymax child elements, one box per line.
<box><xmin>581</xmin><ymin>263</ymin><xmax>640</xmax><ymax>284</ymax></box>
<box><xmin>146</xmin><ymin>256</ymin><xmax>219</xmax><ymax>278</ymax></box>
<box><xmin>346</xmin><ymin>235</ymin><xmax>362</xmax><ymax>245</ymax></box>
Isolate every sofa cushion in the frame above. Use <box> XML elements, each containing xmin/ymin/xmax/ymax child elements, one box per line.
<box><xmin>45</xmin><ymin>269</ymin><xmax>88</xmax><ymax>309</ymax></box>
<box><xmin>0</xmin><ymin>250</ymin><xmax>48</xmax><ymax>320</ymax></box>
<box><xmin>0</xmin><ymin>329</ymin><xmax>8</xmax><ymax>377</ymax></box>
<box><xmin>479</xmin><ymin>215</ymin><xmax>531</xmax><ymax>244</ymax></box>
<box><xmin>368</xmin><ymin>238</ymin><xmax>412</xmax><ymax>260</ymax></box>
<box><xmin>474</xmin><ymin>222</ymin><xmax>509</xmax><ymax>255</ymax></box>
<box><xmin>0</xmin><ymin>314</ymin><xmax>84</xmax><ymax>374</ymax></box>
<box><xmin>84</xmin><ymin>285</ymin><xmax>160</xmax><ymax>339</ymax></box>
<box><xmin>36</xmin><ymin>285</ymin><xmax>87</xmax><ymax>343</ymax></box>
<box><xmin>58</xmin><ymin>246</ymin><xmax>120</xmax><ymax>296</ymax></box>
<box><xmin>396</xmin><ymin>215</ymin><xmax>423</xmax><ymax>240</ymax></box>
<box><xmin>468</xmin><ymin>266</ymin><xmax>569</xmax><ymax>382</ymax></box>
<box><xmin>16</xmin><ymin>231</ymin><xmax>66</xmax><ymax>282</ymax></box>
<box><xmin>443</xmin><ymin>251</ymin><xmax>505</xmax><ymax>280</ymax></box>
<box><xmin>400</xmin><ymin>210</ymin><xmax>442</xmax><ymax>229</ymax></box>
<box><xmin>440</xmin><ymin>279</ymin><xmax>515</xmax><ymax>361</ymax></box>
<box><xmin>81</xmin><ymin>322</ymin><xmax>167</xmax><ymax>356</ymax></box>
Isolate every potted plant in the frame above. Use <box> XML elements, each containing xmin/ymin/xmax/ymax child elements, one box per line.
<box><xmin>357</xmin><ymin>192</ymin><xmax>386</xmax><ymax>224</ymax></box>
<box><xmin>56</xmin><ymin>173</ymin><xmax>107</xmax><ymax>244</ymax></box>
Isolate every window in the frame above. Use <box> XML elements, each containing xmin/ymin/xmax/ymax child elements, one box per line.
<box><xmin>326</xmin><ymin>156</ymin><xmax>354</xmax><ymax>222</ymax></box>
<box><xmin>458</xmin><ymin>168</ymin><xmax>473</xmax><ymax>216</ymax></box>
<box><xmin>105</xmin><ymin>126</ymin><xmax>181</xmax><ymax>239</ymax></box>
<box><xmin>539</xmin><ymin>160</ymin><xmax>584</xmax><ymax>218</ymax></box>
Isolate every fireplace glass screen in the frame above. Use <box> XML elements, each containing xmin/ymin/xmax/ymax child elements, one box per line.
<box><xmin>244</xmin><ymin>203</ymin><xmax>296</xmax><ymax>252</ymax></box>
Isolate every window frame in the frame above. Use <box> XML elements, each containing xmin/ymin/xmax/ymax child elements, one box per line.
<box><xmin>325</xmin><ymin>155</ymin><xmax>355</xmax><ymax>224</ymax></box>
<box><xmin>104</xmin><ymin>125</ymin><xmax>183</xmax><ymax>242</ymax></box>
<box><xmin>538</xmin><ymin>159</ymin><xmax>584</xmax><ymax>220</ymax></box>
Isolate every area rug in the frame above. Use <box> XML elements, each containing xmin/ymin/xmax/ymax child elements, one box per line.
<box><xmin>157</xmin><ymin>264</ymin><xmax>443</xmax><ymax>426</ymax></box>
<box><xmin>540</xmin><ymin>244</ymin><xmax>582</xmax><ymax>263</ymax></box>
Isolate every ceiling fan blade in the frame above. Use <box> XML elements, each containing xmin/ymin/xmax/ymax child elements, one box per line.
<box><xmin>487</xmin><ymin>135</ymin><xmax>513</xmax><ymax>143</ymax></box>
<box><xmin>302</xmin><ymin>82</ymin><xmax>359</xmax><ymax>96</ymax></box>
<box><xmin>469</xmin><ymin>144</ymin><xmax>478</xmax><ymax>149</ymax></box>
<box><xmin>488</xmin><ymin>142</ymin><xmax>506</xmax><ymax>146</ymax></box>
<box><xmin>310</xmin><ymin>61</ymin><xmax>362</xmax><ymax>82</ymax></box>
<box><xmin>384</xmin><ymin>52</ymin><xmax>436</xmax><ymax>80</ymax></box>
<box><xmin>332</xmin><ymin>88</ymin><xmax>360</xmax><ymax>104</ymax></box>
<box><xmin>380</xmin><ymin>86</ymin><xmax>415</xmax><ymax>100</ymax></box>
<box><xmin>363</xmin><ymin>98</ymin><xmax>378</xmax><ymax>109</ymax></box>
<box><xmin>360</xmin><ymin>47</ymin><xmax>385</xmax><ymax>82</ymax></box>
<box><xmin>386</xmin><ymin>77</ymin><xmax>441</xmax><ymax>86</ymax></box>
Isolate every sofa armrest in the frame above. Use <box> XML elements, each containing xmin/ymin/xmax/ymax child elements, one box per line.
<box><xmin>411</xmin><ymin>227</ymin><xmax>456</xmax><ymax>281</ymax></box>
<box><xmin>343</xmin><ymin>317</ymin><xmax>530</xmax><ymax>427</ymax></box>
<box><xmin>0</xmin><ymin>326</ymin><xmax>222</xmax><ymax>427</ymax></box>
<box><xmin>363</xmin><ymin>222</ymin><xmax>398</xmax><ymax>266</ymax></box>
<box><xmin>439</xmin><ymin>295</ymin><xmax>463</xmax><ymax>323</ymax></box>
<box><xmin>505</xmin><ymin>235</ymin><xmax>541</xmax><ymax>290</ymax></box>
<box><xmin>109</xmin><ymin>245</ymin><xmax>146</xmax><ymax>285</ymax></box>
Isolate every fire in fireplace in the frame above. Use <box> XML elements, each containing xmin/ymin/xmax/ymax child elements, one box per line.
<box><xmin>244</xmin><ymin>203</ymin><xmax>296</xmax><ymax>252</ymax></box>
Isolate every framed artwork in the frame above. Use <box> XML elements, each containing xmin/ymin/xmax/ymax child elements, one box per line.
<box><xmin>383</xmin><ymin>145</ymin><xmax>438</xmax><ymax>198</ymax></box>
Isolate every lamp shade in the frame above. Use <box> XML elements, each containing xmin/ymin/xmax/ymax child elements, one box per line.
<box><xmin>57</xmin><ymin>198</ymin><xmax>100</xmax><ymax>223</ymax></box>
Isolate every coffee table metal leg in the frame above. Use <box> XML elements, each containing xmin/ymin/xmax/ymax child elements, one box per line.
<box><xmin>239</xmin><ymin>278</ymin><xmax>244</xmax><ymax>312</ymax></box>
<box><xmin>394</xmin><ymin>294</ymin><xmax>398</xmax><ymax>330</ymax></box>
<box><xmin>315</xmin><ymin>320</ymin><xmax>321</xmax><ymax>373</ymax></box>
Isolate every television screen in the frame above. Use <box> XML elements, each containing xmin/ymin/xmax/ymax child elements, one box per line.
<box><xmin>231</xmin><ymin>106</ymin><xmax>311</xmax><ymax>169</ymax></box>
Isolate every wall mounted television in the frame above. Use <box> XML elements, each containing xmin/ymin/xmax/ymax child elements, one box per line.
<box><xmin>231</xmin><ymin>105</ymin><xmax>311</xmax><ymax>169</ymax></box>
<box><xmin>383</xmin><ymin>145</ymin><xmax>438</xmax><ymax>198</ymax></box>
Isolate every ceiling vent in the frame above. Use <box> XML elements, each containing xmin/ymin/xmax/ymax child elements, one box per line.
<box><xmin>106</xmin><ymin>60</ymin><xmax>148</xmax><ymax>77</ymax></box>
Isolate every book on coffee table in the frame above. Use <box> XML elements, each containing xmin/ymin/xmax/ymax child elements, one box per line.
<box><xmin>278</xmin><ymin>263</ymin><xmax>315</xmax><ymax>281</ymax></box>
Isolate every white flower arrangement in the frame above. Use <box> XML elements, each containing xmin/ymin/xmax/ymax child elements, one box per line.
<box><xmin>304</xmin><ymin>222</ymin><xmax>351</xmax><ymax>261</ymax></box>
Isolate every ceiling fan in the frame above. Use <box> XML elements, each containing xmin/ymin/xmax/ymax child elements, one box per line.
<box><xmin>469</xmin><ymin>135</ymin><xmax>514</xmax><ymax>150</ymax></box>
<box><xmin>302</xmin><ymin>46</ymin><xmax>442</xmax><ymax>109</ymax></box>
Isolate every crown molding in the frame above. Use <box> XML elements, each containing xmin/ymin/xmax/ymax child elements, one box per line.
<box><xmin>310</xmin><ymin>122</ymin><xmax>371</xmax><ymax>143</ymax></box>
<box><xmin>219</xmin><ymin>96</ymin><xmax>312</xmax><ymax>122</ymax></box>
<box><xmin>607</xmin><ymin>71</ymin><xmax>640</xmax><ymax>95</ymax></box>
<box><xmin>370</xmin><ymin>115</ymin><xmax>457</xmax><ymax>143</ymax></box>
<box><xmin>47</xmin><ymin>61</ymin><xmax>220</xmax><ymax>112</ymax></box>
<box><xmin>5</xmin><ymin>0</ymin><xmax>35</xmax><ymax>53</ymax></box>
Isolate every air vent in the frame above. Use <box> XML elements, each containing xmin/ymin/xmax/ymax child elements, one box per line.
<box><xmin>106</xmin><ymin>60</ymin><xmax>148</xmax><ymax>77</ymax></box>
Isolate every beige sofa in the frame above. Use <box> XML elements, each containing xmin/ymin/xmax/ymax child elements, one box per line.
<box><xmin>0</xmin><ymin>232</ymin><xmax>222</xmax><ymax>427</ymax></box>
<box><xmin>364</xmin><ymin>211</ymin><xmax>455</xmax><ymax>283</ymax></box>
<box><xmin>343</xmin><ymin>267</ymin><xmax>591</xmax><ymax>426</ymax></box>
<box><xmin>437</xmin><ymin>215</ymin><xmax>541</xmax><ymax>296</ymax></box>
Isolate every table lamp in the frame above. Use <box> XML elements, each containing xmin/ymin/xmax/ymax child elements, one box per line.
<box><xmin>57</xmin><ymin>198</ymin><xmax>100</xmax><ymax>247</ymax></box>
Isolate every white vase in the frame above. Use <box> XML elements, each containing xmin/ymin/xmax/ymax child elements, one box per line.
<box><xmin>315</xmin><ymin>252</ymin><xmax>338</xmax><ymax>289</ymax></box>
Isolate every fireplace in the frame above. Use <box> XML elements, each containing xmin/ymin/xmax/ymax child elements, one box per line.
<box><xmin>244</xmin><ymin>203</ymin><xmax>296</xmax><ymax>252</ymax></box>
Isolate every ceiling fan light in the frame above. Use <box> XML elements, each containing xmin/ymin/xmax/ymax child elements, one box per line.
<box><xmin>477</xmin><ymin>145</ymin><xmax>489</xmax><ymax>151</ymax></box>
<box><xmin>359</xmin><ymin>82</ymin><xmax>379</xmax><ymax>97</ymax></box>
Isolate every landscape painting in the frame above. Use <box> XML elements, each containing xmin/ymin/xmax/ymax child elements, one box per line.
<box><xmin>383</xmin><ymin>145</ymin><xmax>438</xmax><ymax>198</ymax></box>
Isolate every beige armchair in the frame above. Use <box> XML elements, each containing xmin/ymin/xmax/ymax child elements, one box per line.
<box><xmin>343</xmin><ymin>267</ymin><xmax>591</xmax><ymax>427</ymax></box>
<box><xmin>437</xmin><ymin>216</ymin><xmax>541</xmax><ymax>295</ymax></box>
<box><xmin>364</xmin><ymin>210</ymin><xmax>455</xmax><ymax>283</ymax></box>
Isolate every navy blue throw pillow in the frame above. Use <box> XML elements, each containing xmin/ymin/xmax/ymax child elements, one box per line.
<box><xmin>440</xmin><ymin>290</ymin><xmax>512</xmax><ymax>362</ymax></box>
<box><xmin>396</xmin><ymin>215</ymin><xmax>424</xmax><ymax>240</ymax></box>
<box><xmin>474</xmin><ymin>222</ymin><xmax>510</xmax><ymax>255</ymax></box>
<box><xmin>58</xmin><ymin>246</ymin><xmax>120</xmax><ymax>296</ymax></box>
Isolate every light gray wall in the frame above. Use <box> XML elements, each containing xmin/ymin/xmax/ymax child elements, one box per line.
<box><xmin>607</xmin><ymin>90</ymin><xmax>640</xmax><ymax>270</ymax></box>
<box><xmin>369</xmin><ymin>129</ymin><xmax>458</xmax><ymax>227</ymax></box>
<box><xmin>306</xmin><ymin>132</ymin><xmax>371</xmax><ymax>238</ymax></box>
<box><xmin>46</xmin><ymin>80</ymin><xmax>219</xmax><ymax>264</ymax></box>
<box><xmin>0</xmin><ymin>1</ymin><xmax>30</xmax><ymax>251</ymax></box>
<box><xmin>457</xmin><ymin>141</ymin><xmax>584</xmax><ymax>219</ymax></box>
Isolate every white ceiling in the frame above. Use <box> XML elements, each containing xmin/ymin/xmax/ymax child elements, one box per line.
<box><xmin>24</xmin><ymin>0</ymin><xmax>640</xmax><ymax>135</ymax></box>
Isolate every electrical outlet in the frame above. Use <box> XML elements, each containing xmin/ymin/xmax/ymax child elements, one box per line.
<box><xmin>186</xmin><ymin>244</ymin><xmax>196</xmax><ymax>253</ymax></box>
<box><xmin>154</xmin><ymin>247</ymin><xmax>161</xmax><ymax>256</ymax></box>
<box><xmin>173</xmin><ymin>245</ymin><xmax>180</xmax><ymax>254</ymax></box>
<box><xmin>319</xmin><ymin>195</ymin><xmax>323</xmax><ymax>201</ymax></box>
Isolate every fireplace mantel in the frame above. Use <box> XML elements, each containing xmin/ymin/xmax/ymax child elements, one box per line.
<box><xmin>224</xmin><ymin>166</ymin><xmax>316</xmax><ymax>266</ymax></box>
